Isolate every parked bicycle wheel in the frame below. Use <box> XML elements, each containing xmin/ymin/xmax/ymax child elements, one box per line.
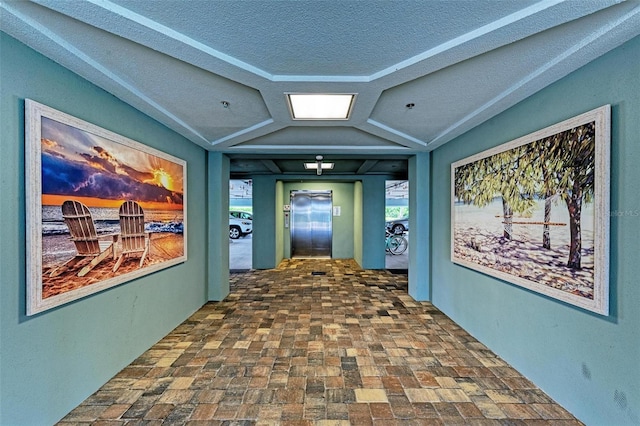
<box><xmin>388</xmin><ymin>235</ymin><xmax>408</xmax><ymax>255</ymax></box>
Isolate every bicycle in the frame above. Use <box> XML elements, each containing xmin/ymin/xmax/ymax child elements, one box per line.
<box><xmin>385</xmin><ymin>229</ymin><xmax>408</xmax><ymax>255</ymax></box>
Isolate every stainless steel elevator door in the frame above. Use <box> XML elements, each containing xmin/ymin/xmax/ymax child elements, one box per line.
<box><xmin>290</xmin><ymin>191</ymin><xmax>332</xmax><ymax>258</ymax></box>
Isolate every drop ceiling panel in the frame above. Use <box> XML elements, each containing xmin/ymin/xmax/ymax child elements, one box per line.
<box><xmin>372</xmin><ymin>6</ymin><xmax>639</xmax><ymax>143</ymax></box>
<box><xmin>110</xmin><ymin>0</ymin><xmax>539</xmax><ymax>76</ymax></box>
<box><xmin>16</xmin><ymin>5</ymin><xmax>270</xmax><ymax>143</ymax></box>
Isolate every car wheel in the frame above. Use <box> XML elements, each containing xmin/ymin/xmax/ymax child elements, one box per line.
<box><xmin>229</xmin><ymin>226</ymin><xmax>241</xmax><ymax>239</ymax></box>
<box><xmin>392</xmin><ymin>224</ymin><xmax>405</xmax><ymax>234</ymax></box>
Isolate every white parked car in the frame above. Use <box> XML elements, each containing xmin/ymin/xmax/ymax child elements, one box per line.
<box><xmin>229</xmin><ymin>210</ymin><xmax>253</xmax><ymax>221</ymax></box>
<box><xmin>229</xmin><ymin>215</ymin><xmax>252</xmax><ymax>239</ymax></box>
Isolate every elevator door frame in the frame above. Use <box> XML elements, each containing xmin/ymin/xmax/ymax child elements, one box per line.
<box><xmin>290</xmin><ymin>190</ymin><xmax>333</xmax><ymax>258</ymax></box>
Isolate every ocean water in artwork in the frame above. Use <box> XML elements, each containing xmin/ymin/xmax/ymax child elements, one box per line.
<box><xmin>42</xmin><ymin>205</ymin><xmax>184</xmax><ymax>236</ymax></box>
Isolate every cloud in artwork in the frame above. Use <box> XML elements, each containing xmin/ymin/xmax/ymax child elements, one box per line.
<box><xmin>42</xmin><ymin>152</ymin><xmax>183</xmax><ymax>205</ymax></box>
<box><xmin>40</xmin><ymin>116</ymin><xmax>184</xmax><ymax>208</ymax></box>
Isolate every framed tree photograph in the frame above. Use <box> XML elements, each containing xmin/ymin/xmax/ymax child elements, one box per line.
<box><xmin>451</xmin><ymin>105</ymin><xmax>610</xmax><ymax>315</ymax></box>
<box><xmin>25</xmin><ymin>99</ymin><xmax>187</xmax><ymax>315</ymax></box>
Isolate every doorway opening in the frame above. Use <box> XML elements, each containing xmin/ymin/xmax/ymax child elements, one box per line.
<box><xmin>290</xmin><ymin>190</ymin><xmax>332</xmax><ymax>258</ymax></box>
<box><xmin>385</xmin><ymin>180</ymin><xmax>409</xmax><ymax>270</ymax></box>
<box><xmin>229</xmin><ymin>179</ymin><xmax>252</xmax><ymax>270</ymax></box>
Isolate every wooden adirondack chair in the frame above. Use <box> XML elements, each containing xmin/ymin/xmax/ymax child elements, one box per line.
<box><xmin>113</xmin><ymin>200</ymin><xmax>150</xmax><ymax>271</ymax></box>
<box><xmin>49</xmin><ymin>200</ymin><xmax>116</xmax><ymax>278</ymax></box>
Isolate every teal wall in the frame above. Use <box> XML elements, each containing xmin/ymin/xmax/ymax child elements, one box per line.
<box><xmin>207</xmin><ymin>152</ymin><xmax>230</xmax><ymax>300</ymax></box>
<box><xmin>354</xmin><ymin>181</ymin><xmax>364</xmax><ymax>265</ymax></box>
<box><xmin>0</xmin><ymin>34</ymin><xmax>208</xmax><ymax>425</ymax></box>
<box><xmin>275</xmin><ymin>180</ymin><xmax>284</xmax><ymax>266</ymax></box>
<box><xmin>430</xmin><ymin>36</ymin><xmax>640</xmax><ymax>425</ymax></box>
<box><xmin>282</xmin><ymin>181</ymin><xmax>355</xmax><ymax>259</ymax></box>
<box><xmin>252</xmin><ymin>175</ymin><xmax>279</xmax><ymax>269</ymax></box>
<box><xmin>408</xmin><ymin>153</ymin><xmax>430</xmax><ymax>300</ymax></box>
<box><xmin>359</xmin><ymin>176</ymin><xmax>386</xmax><ymax>269</ymax></box>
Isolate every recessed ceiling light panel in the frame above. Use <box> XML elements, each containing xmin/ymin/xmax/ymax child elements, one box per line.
<box><xmin>304</xmin><ymin>155</ymin><xmax>334</xmax><ymax>175</ymax></box>
<box><xmin>287</xmin><ymin>93</ymin><xmax>356</xmax><ymax>120</ymax></box>
<box><xmin>304</xmin><ymin>162</ymin><xmax>334</xmax><ymax>170</ymax></box>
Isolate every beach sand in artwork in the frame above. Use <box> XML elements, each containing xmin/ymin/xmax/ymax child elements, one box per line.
<box><xmin>453</xmin><ymin>199</ymin><xmax>596</xmax><ymax>299</ymax></box>
<box><xmin>41</xmin><ymin>232</ymin><xmax>184</xmax><ymax>299</ymax></box>
<box><xmin>453</xmin><ymin>226</ymin><xmax>595</xmax><ymax>299</ymax></box>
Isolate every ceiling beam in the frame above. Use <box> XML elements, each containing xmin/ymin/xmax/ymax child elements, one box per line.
<box><xmin>356</xmin><ymin>160</ymin><xmax>379</xmax><ymax>174</ymax></box>
<box><xmin>358</xmin><ymin>120</ymin><xmax>429</xmax><ymax>150</ymax></box>
<box><xmin>260</xmin><ymin>159</ymin><xmax>282</xmax><ymax>174</ymax></box>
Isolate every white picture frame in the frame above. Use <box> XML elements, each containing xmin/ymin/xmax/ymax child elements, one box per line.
<box><xmin>451</xmin><ymin>105</ymin><xmax>610</xmax><ymax>315</ymax></box>
<box><xmin>26</xmin><ymin>99</ymin><xmax>187</xmax><ymax>315</ymax></box>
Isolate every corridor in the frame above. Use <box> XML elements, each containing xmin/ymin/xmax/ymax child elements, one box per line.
<box><xmin>59</xmin><ymin>259</ymin><xmax>581</xmax><ymax>425</ymax></box>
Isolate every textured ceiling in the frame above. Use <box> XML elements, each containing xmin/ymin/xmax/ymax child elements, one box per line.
<box><xmin>2</xmin><ymin>0</ymin><xmax>639</xmax><ymax>177</ymax></box>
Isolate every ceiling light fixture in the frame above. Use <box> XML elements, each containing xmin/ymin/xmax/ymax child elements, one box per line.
<box><xmin>287</xmin><ymin>93</ymin><xmax>356</xmax><ymax>120</ymax></box>
<box><xmin>304</xmin><ymin>155</ymin><xmax>334</xmax><ymax>176</ymax></box>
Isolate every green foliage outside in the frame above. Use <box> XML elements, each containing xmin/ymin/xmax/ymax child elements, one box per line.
<box><xmin>385</xmin><ymin>207</ymin><xmax>409</xmax><ymax>220</ymax></box>
<box><xmin>229</xmin><ymin>206</ymin><xmax>253</xmax><ymax>214</ymax></box>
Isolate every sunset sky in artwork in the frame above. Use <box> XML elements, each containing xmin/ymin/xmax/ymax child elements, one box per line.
<box><xmin>40</xmin><ymin>117</ymin><xmax>184</xmax><ymax>210</ymax></box>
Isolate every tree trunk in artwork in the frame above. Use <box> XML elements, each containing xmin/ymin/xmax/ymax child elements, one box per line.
<box><xmin>502</xmin><ymin>198</ymin><xmax>513</xmax><ymax>240</ymax></box>
<box><xmin>565</xmin><ymin>182</ymin><xmax>583</xmax><ymax>270</ymax></box>
<box><xmin>543</xmin><ymin>196</ymin><xmax>552</xmax><ymax>249</ymax></box>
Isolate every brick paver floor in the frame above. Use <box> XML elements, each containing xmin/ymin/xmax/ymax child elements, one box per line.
<box><xmin>58</xmin><ymin>258</ymin><xmax>582</xmax><ymax>425</ymax></box>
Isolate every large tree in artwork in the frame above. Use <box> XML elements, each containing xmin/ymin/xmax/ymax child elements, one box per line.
<box><xmin>543</xmin><ymin>122</ymin><xmax>596</xmax><ymax>269</ymax></box>
<box><xmin>529</xmin><ymin>136</ymin><xmax>557</xmax><ymax>250</ymax></box>
<box><xmin>454</xmin><ymin>121</ymin><xmax>596</xmax><ymax>270</ymax></box>
<box><xmin>454</xmin><ymin>145</ymin><xmax>537</xmax><ymax>239</ymax></box>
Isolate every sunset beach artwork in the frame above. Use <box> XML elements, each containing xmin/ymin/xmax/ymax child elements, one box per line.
<box><xmin>451</xmin><ymin>105</ymin><xmax>610</xmax><ymax>315</ymax></box>
<box><xmin>26</xmin><ymin>100</ymin><xmax>187</xmax><ymax>315</ymax></box>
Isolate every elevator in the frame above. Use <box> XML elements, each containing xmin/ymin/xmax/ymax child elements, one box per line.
<box><xmin>290</xmin><ymin>190</ymin><xmax>332</xmax><ymax>258</ymax></box>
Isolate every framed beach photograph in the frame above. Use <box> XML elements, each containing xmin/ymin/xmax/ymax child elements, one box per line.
<box><xmin>25</xmin><ymin>99</ymin><xmax>187</xmax><ymax>315</ymax></box>
<box><xmin>451</xmin><ymin>105</ymin><xmax>610</xmax><ymax>315</ymax></box>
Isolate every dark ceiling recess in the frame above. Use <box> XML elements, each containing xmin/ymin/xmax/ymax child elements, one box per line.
<box><xmin>228</xmin><ymin>155</ymin><xmax>409</xmax><ymax>179</ymax></box>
